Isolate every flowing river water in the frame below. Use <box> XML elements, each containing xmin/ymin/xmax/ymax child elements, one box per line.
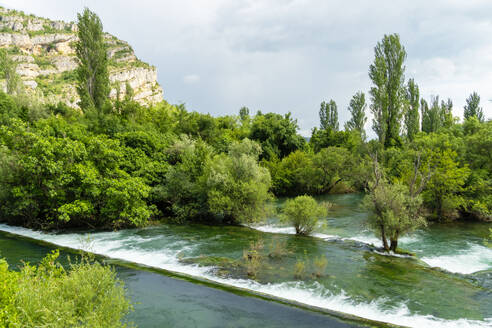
<box><xmin>0</xmin><ymin>194</ymin><xmax>491</xmax><ymax>327</ymax></box>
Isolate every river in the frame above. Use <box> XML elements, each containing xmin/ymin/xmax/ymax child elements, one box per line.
<box><xmin>0</xmin><ymin>194</ymin><xmax>491</xmax><ymax>327</ymax></box>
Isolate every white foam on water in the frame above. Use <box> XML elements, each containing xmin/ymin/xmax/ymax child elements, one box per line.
<box><xmin>343</xmin><ymin>234</ymin><xmax>381</xmax><ymax>245</ymax></box>
<box><xmin>248</xmin><ymin>224</ymin><xmax>338</xmax><ymax>240</ymax></box>
<box><xmin>1</xmin><ymin>224</ymin><xmax>490</xmax><ymax>328</ymax></box>
<box><xmin>421</xmin><ymin>243</ymin><xmax>492</xmax><ymax>274</ymax></box>
<box><xmin>372</xmin><ymin>250</ymin><xmax>414</xmax><ymax>259</ymax></box>
<box><xmin>346</xmin><ymin>233</ymin><xmax>421</xmax><ymax>246</ymax></box>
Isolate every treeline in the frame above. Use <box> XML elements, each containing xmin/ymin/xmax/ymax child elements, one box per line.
<box><xmin>0</xmin><ymin>9</ymin><xmax>490</xmax><ymax>231</ymax></box>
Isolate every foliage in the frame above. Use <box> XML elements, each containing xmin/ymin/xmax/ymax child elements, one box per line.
<box><xmin>404</xmin><ymin>78</ymin><xmax>420</xmax><ymax>141</ymax></box>
<box><xmin>243</xmin><ymin>240</ymin><xmax>264</xmax><ymax>278</ymax></box>
<box><xmin>310</xmin><ymin>127</ymin><xmax>363</xmax><ymax>153</ymax></box>
<box><xmin>0</xmin><ymin>101</ymin><xmax>152</xmax><ymax>229</ymax></box>
<box><xmin>344</xmin><ymin>91</ymin><xmax>367</xmax><ymax>139</ymax></box>
<box><xmin>364</xmin><ymin>175</ymin><xmax>426</xmax><ymax>252</ymax></box>
<box><xmin>75</xmin><ymin>8</ymin><xmax>110</xmax><ymax>111</ymax></box>
<box><xmin>421</xmin><ymin>96</ymin><xmax>453</xmax><ymax>133</ymax></box>
<box><xmin>0</xmin><ymin>48</ymin><xmax>22</xmax><ymax>95</ymax></box>
<box><xmin>264</xmin><ymin>146</ymin><xmax>358</xmax><ymax>196</ymax></box>
<box><xmin>464</xmin><ymin>92</ymin><xmax>484</xmax><ymax>122</ymax></box>
<box><xmin>205</xmin><ymin>139</ymin><xmax>272</xmax><ymax>224</ymax></box>
<box><xmin>0</xmin><ymin>251</ymin><xmax>132</xmax><ymax>327</ymax></box>
<box><xmin>313</xmin><ymin>255</ymin><xmax>328</xmax><ymax>278</ymax></box>
<box><xmin>249</xmin><ymin>111</ymin><xmax>306</xmax><ymax>160</ymax></box>
<box><xmin>162</xmin><ymin>136</ymin><xmax>213</xmax><ymax>222</ymax></box>
<box><xmin>459</xmin><ymin>119</ymin><xmax>492</xmax><ymax>220</ymax></box>
<box><xmin>319</xmin><ymin>99</ymin><xmax>339</xmax><ymax>131</ymax></box>
<box><xmin>0</xmin><ymin>19</ymin><xmax>491</xmax><ymax>233</ymax></box>
<box><xmin>281</xmin><ymin>195</ymin><xmax>329</xmax><ymax>235</ymax></box>
<box><xmin>268</xmin><ymin>238</ymin><xmax>288</xmax><ymax>259</ymax></box>
<box><xmin>369</xmin><ymin>33</ymin><xmax>406</xmax><ymax>148</ymax></box>
<box><xmin>413</xmin><ymin>133</ymin><xmax>470</xmax><ymax>220</ymax></box>
<box><xmin>293</xmin><ymin>259</ymin><xmax>306</xmax><ymax>279</ymax></box>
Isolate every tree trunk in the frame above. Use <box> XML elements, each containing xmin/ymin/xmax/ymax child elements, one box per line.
<box><xmin>381</xmin><ymin>225</ymin><xmax>389</xmax><ymax>251</ymax></box>
<box><xmin>390</xmin><ymin>239</ymin><xmax>398</xmax><ymax>252</ymax></box>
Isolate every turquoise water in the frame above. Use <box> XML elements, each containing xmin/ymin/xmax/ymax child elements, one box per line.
<box><xmin>0</xmin><ymin>232</ymin><xmax>363</xmax><ymax>328</ymax></box>
<box><xmin>0</xmin><ymin>194</ymin><xmax>491</xmax><ymax>327</ymax></box>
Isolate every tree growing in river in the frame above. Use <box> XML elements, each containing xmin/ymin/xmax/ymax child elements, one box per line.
<box><xmin>281</xmin><ymin>195</ymin><xmax>329</xmax><ymax>236</ymax></box>
<box><xmin>363</xmin><ymin>155</ymin><xmax>428</xmax><ymax>252</ymax></box>
<box><xmin>75</xmin><ymin>8</ymin><xmax>110</xmax><ymax>111</ymax></box>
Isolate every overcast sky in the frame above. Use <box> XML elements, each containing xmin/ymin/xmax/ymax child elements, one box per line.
<box><xmin>2</xmin><ymin>0</ymin><xmax>492</xmax><ymax>136</ymax></box>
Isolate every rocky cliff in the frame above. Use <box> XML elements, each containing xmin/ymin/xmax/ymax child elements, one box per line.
<box><xmin>0</xmin><ymin>6</ymin><xmax>163</xmax><ymax>107</ymax></box>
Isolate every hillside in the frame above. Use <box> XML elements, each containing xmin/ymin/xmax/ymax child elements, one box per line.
<box><xmin>0</xmin><ymin>6</ymin><xmax>163</xmax><ymax>107</ymax></box>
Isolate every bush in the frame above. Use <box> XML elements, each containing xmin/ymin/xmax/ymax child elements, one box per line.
<box><xmin>313</xmin><ymin>255</ymin><xmax>328</xmax><ymax>277</ymax></box>
<box><xmin>280</xmin><ymin>195</ymin><xmax>329</xmax><ymax>235</ymax></box>
<box><xmin>0</xmin><ymin>250</ymin><xmax>132</xmax><ymax>327</ymax></box>
<box><xmin>242</xmin><ymin>240</ymin><xmax>264</xmax><ymax>278</ymax></box>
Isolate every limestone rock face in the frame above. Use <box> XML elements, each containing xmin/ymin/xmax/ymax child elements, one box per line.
<box><xmin>0</xmin><ymin>6</ymin><xmax>163</xmax><ymax>107</ymax></box>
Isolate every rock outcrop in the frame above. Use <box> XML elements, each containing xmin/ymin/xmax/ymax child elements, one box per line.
<box><xmin>0</xmin><ymin>6</ymin><xmax>163</xmax><ymax>107</ymax></box>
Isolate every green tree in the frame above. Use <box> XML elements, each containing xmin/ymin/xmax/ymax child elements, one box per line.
<box><xmin>312</xmin><ymin>147</ymin><xmax>354</xmax><ymax>193</ymax></box>
<box><xmin>414</xmin><ymin>133</ymin><xmax>470</xmax><ymax>220</ymax></box>
<box><xmin>264</xmin><ymin>150</ymin><xmax>316</xmax><ymax>196</ymax></box>
<box><xmin>404</xmin><ymin>78</ymin><xmax>420</xmax><ymax>141</ymax></box>
<box><xmin>420</xmin><ymin>98</ymin><xmax>429</xmax><ymax>132</ymax></box>
<box><xmin>369</xmin><ymin>34</ymin><xmax>407</xmax><ymax>148</ymax></box>
<box><xmin>319</xmin><ymin>100</ymin><xmax>339</xmax><ymax>131</ymax></box>
<box><xmin>363</xmin><ymin>158</ymin><xmax>426</xmax><ymax>252</ymax></box>
<box><xmin>460</xmin><ymin>118</ymin><xmax>491</xmax><ymax>220</ymax></box>
<box><xmin>310</xmin><ymin>128</ymin><xmax>362</xmax><ymax>153</ymax></box>
<box><xmin>281</xmin><ymin>195</ymin><xmax>328</xmax><ymax>235</ymax></box>
<box><xmin>75</xmin><ymin>8</ymin><xmax>110</xmax><ymax>111</ymax></box>
<box><xmin>124</xmin><ymin>81</ymin><xmax>134</xmax><ymax>103</ymax></box>
<box><xmin>239</xmin><ymin>106</ymin><xmax>250</xmax><ymax>121</ymax></box>
<box><xmin>249</xmin><ymin>112</ymin><xmax>305</xmax><ymax>160</ymax></box>
<box><xmin>163</xmin><ymin>136</ymin><xmax>213</xmax><ymax>222</ymax></box>
<box><xmin>421</xmin><ymin>96</ymin><xmax>452</xmax><ymax>133</ymax></box>
<box><xmin>464</xmin><ymin>92</ymin><xmax>484</xmax><ymax>122</ymax></box>
<box><xmin>0</xmin><ymin>49</ymin><xmax>22</xmax><ymax>95</ymax></box>
<box><xmin>344</xmin><ymin>91</ymin><xmax>367</xmax><ymax>139</ymax></box>
<box><xmin>205</xmin><ymin>139</ymin><xmax>272</xmax><ymax>224</ymax></box>
<box><xmin>441</xmin><ymin>98</ymin><xmax>454</xmax><ymax>128</ymax></box>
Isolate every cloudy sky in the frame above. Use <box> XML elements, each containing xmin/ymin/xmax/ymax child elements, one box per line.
<box><xmin>2</xmin><ymin>0</ymin><xmax>492</xmax><ymax>135</ymax></box>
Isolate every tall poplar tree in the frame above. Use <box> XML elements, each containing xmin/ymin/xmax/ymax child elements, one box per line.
<box><xmin>319</xmin><ymin>100</ymin><xmax>339</xmax><ymax>131</ymax></box>
<box><xmin>421</xmin><ymin>96</ymin><xmax>453</xmax><ymax>133</ymax></box>
<box><xmin>464</xmin><ymin>92</ymin><xmax>484</xmax><ymax>122</ymax></box>
<box><xmin>441</xmin><ymin>98</ymin><xmax>454</xmax><ymax>128</ymax></box>
<box><xmin>344</xmin><ymin>91</ymin><xmax>367</xmax><ymax>139</ymax></box>
<box><xmin>75</xmin><ymin>8</ymin><xmax>110</xmax><ymax>112</ymax></box>
<box><xmin>420</xmin><ymin>98</ymin><xmax>429</xmax><ymax>132</ymax></box>
<box><xmin>369</xmin><ymin>34</ymin><xmax>407</xmax><ymax>148</ymax></box>
<box><xmin>404</xmin><ymin>79</ymin><xmax>420</xmax><ymax>141</ymax></box>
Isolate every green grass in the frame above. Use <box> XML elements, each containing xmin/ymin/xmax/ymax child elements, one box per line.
<box><xmin>35</xmin><ymin>70</ymin><xmax>77</xmax><ymax>96</ymax></box>
<box><xmin>33</xmin><ymin>55</ymin><xmax>54</xmax><ymax>69</ymax></box>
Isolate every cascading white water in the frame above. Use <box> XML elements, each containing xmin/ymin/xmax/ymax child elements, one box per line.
<box><xmin>1</xmin><ymin>223</ymin><xmax>490</xmax><ymax>328</ymax></box>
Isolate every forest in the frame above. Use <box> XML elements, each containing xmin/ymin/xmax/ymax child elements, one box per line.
<box><xmin>0</xmin><ymin>9</ymin><xmax>490</xmax><ymax>239</ymax></box>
